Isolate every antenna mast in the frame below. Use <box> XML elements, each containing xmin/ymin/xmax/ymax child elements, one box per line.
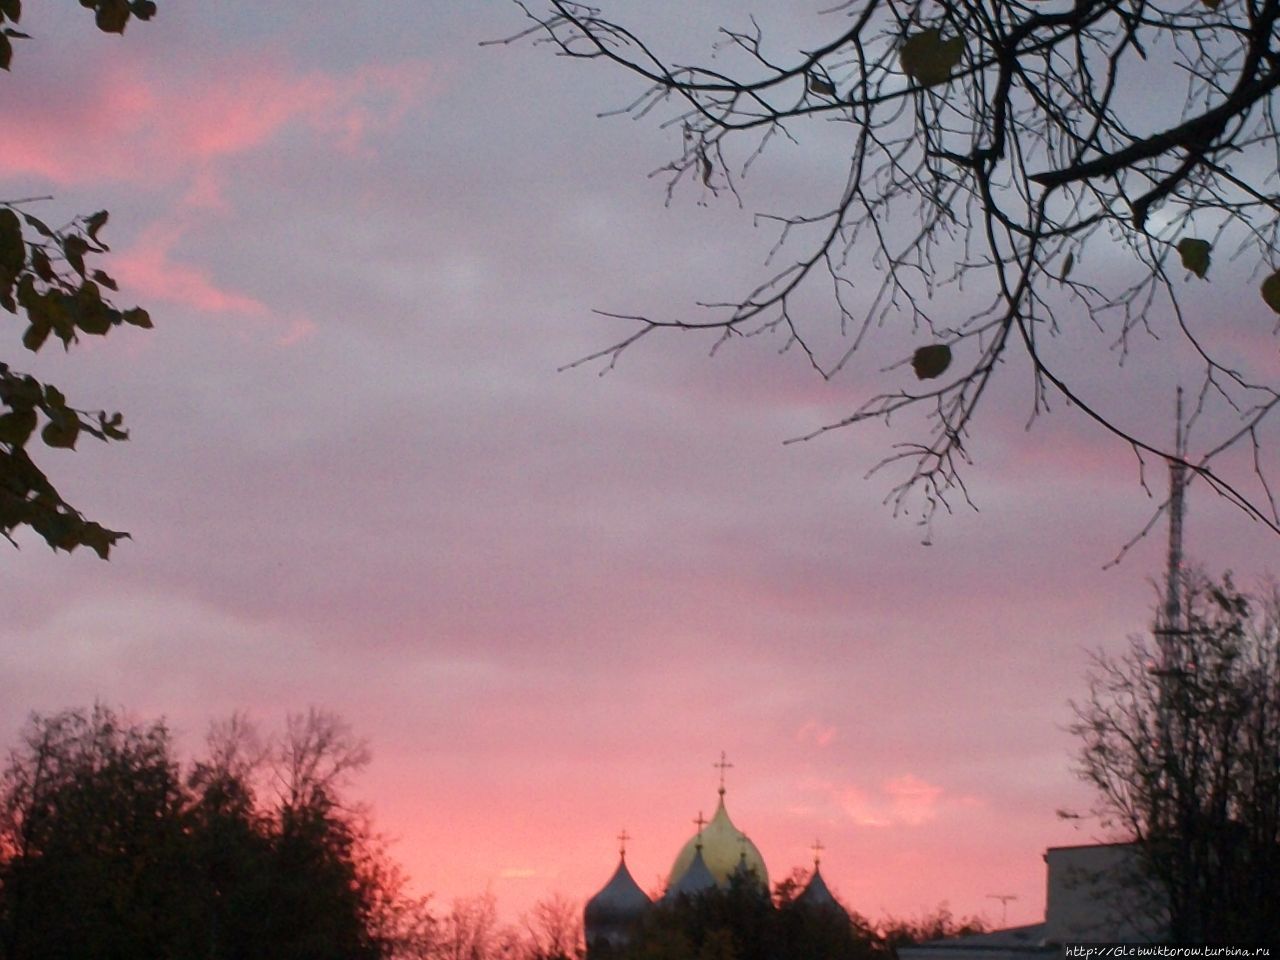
<box><xmin>1155</xmin><ymin>389</ymin><xmax>1188</xmax><ymax>778</ymax></box>
<box><xmin>1163</xmin><ymin>386</ymin><xmax>1187</xmax><ymax>643</ymax></box>
<box><xmin>986</xmin><ymin>893</ymin><xmax>1018</xmax><ymax>927</ymax></box>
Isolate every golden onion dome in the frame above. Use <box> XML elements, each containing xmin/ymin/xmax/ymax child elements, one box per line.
<box><xmin>666</xmin><ymin>795</ymin><xmax>768</xmax><ymax>892</ymax></box>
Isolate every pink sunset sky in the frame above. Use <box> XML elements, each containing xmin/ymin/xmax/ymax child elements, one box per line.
<box><xmin>3</xmin><ymin>0</ymin><xmax>1279</xmax><ymax>933</ymax></box>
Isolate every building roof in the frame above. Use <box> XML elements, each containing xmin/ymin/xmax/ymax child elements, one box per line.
<box><xmin>667</xmin><ymin>795</ymin><xmax>769</xmax><ymax>891</ymax></box>
<box><xmin>897</xmin><ymin>923</ymin><xmax>1053</xmax><ymax>960</ymax></box>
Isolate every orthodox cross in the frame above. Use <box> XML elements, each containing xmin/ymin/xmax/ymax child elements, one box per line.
<box><xmin>811</xmin><ymin>839</ymin><xmax>825</xmax><ymax>867</ymax></box>
<box><xmin>713</xmin><ymin>750</ymin><xmax>733</xmax><ymax>796</ymax></box>
<box><xmin>693</xmin><ymin>810</ymin><xmax>707</xmax><ymax>851</ymax></box>
<box><xmin>617</xmin><ymin>828</ymin><xmax>631</xmax><ymax>860</ymax></box>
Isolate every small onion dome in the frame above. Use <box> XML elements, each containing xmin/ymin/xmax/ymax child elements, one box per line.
<box><xmin>667</xmin><ymin>797</ymin><xmax>769</xmax><ymax>891</ymax></box>
<box><xmin>585</xmin><ymin>855</ymin><xmax>652</xmax><ymax>946</ymax></box>
<box><xmin>664</xmin><ymin>846</ymin><xmax>717</xmax><ymax>901</ymax></box>
<box><xmin>796</xmin><ymin>864</ymin><xmax>849</xmax><ymax>920</ymax></box>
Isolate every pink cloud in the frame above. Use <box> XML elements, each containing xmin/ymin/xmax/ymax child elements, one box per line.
<box><xmin>276</xmin><ymin>316</ymin><xmax>317</xmax><ymax>347</ymax></box>
<box><xmin>882</xmin><ymin>774</ymin><xmax>945</xmax><ymax>826</ymax></box>
<box><xmin>112</xmin><ymin>222</ymin><xmax>268</xmax><ymax>317</ymax></box>
<box><xmin>800</xmin><ymin>773</ymin><xmax>976</xmax><ymax>829</ymax></box>
<box><xmin>1</xmin><ymin>62</ymin><xmax>153</xmax><ymax>183</ymax></box>
<box><xmin>1</xmin><ymin>50</ymin><xmax>432</xmax><ymax>336</ymax></box>
<box><xmin>835</xmin><ymin>784</ymin><xmax>892</xmax><ymax>828</ymax></box>
<box><xmin>795</xmin><ymin>719</ymin><xmax>837</xmax><ymax>747</ymax></box>
<box><xmin>111</xmin><ymin>220</ymin><xmax>316</xmax><ymax>343</ymax></box>
<box><xmin>0</xmin><ymin>56</ymin><xmax>434</xmax><ymax>191</ymax></box>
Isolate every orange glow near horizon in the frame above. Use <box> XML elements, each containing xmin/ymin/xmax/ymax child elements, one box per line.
<box><xmin>354</xmin><ymin>743</ymin><xmax>1100</xmax><ymax>931</ymax></box>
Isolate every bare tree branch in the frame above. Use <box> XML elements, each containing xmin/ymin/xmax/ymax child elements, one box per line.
<box><xmin>500</xmin><ymin>0</ymin><xmax>1280</xmax><ymax>537</ymax></box>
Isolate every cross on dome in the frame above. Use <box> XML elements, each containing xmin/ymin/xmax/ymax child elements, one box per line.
<box><xmin>617</xmin><ymin>829</ymin><xmax>631</xmax><ymax>860</ymax></box>
<box><xmin>663</xmin><ymin>760</ymin><xmax>771</xmax><ymax>894</ymax></box>
<box><xmin>811</xmin><ymin>839</ymin><xmax>825</xmax><ymax>868</ymax></box>
<box><xmin>713</xmin><ymin>751</ymin><xmax>733</xmax><ymax>797</ymax></box>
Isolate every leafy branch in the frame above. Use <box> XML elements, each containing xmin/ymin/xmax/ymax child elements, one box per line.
<box><xmin>0</xmin><ymin>0</ymin><xmax>158</xmax><ymax>558</ymax></box>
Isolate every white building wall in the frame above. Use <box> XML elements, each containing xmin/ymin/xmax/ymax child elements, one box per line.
<box><xmin>1043</xmin><ymin>843</ymin><xmax>1167</xmax><ymax>944</ymax></box>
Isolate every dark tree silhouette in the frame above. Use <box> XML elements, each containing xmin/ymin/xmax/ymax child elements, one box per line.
<box><xmin>522</xmin><ymin>893</ymin><xmax>585</xmax><ymax>960</ymax></box>
<box><xmin>1071</xmin><ymin>574</ymin><xmax>1280</xmax><ymax>943</ymax></box>
<box><xmin>0</xmin><ymin>706</ymin><xmax>189</xmax><ymax>958</ymax></box>
<box><xmin>876</xmin><ymin>907</ymin><xmax>987</xmax><ymax>956</ymax></box>
<box><xmin>1</xmin><ymin>1</ymin><xmax>157</xmax><ymax>559</ymax></box>
<box><xmin>0</xmin><ymin>705</ymin><xmax>434</xmax><ymax>960</ymax></box>
<box><xmin>505</xmin><ymin>1</ymin><xmax>1280</xmax><ymax>534</ymax></box>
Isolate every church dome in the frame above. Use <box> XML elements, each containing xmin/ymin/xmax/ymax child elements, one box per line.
<box><xmin>667</xmin><ymin>795</ymin><xmax>769</xmax><ymax>892</ymax></box>
<box><xmin>796</xmin><ymin>863</ymin><xmax>847</xmax><ymax>918</ymax></box>
<box><xmin>585</xmin><ymin>852</ymin><xmax>652</xmax><ymax>951</ymax></box>
<box><xmin>586</xmin><ymin>855</ymin><xmax>652</xmax><ymax>927</ymax></box>
<box><xmin>663</xmin><ymin>846</ymin><xmax>718</xmax><ymax>901</ymax></box>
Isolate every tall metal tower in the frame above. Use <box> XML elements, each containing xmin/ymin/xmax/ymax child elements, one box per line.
<box><xmin>1161</xmin><ymin>387</ymin><xmax>1188</xmax><ymax>654</ymax></box>
<box><xmin>1155</xmin><ymin>388</ymin><xmax>1188</xmax><ymax>775</ymax></box>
